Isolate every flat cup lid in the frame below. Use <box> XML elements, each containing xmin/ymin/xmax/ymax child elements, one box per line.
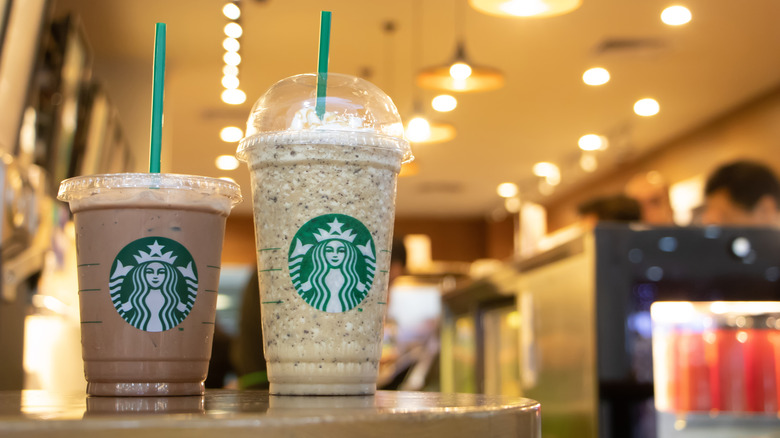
<box><xmin>236</xmin><ymin>73</ymin><xmax>412</xmax><ymax>163</ymax></box>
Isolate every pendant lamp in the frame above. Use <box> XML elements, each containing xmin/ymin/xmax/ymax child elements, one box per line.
<box><xmin>417</xmin><ymin>42</ymin><xmax>504</xmax><ymax>93</ymax></box>
<box><xmin>469</xmin><ymin>0</ymin><xmax>582</xmax><ymax>18</ymax></box>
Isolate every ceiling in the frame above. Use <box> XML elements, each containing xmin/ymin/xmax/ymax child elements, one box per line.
<box><xmin>52</xmin><ymin>0</ymin><xmax>780</xmax><ymax>218</ymax></box>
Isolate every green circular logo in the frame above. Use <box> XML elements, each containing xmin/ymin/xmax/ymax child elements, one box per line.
<box><xmin>109</xmin><ymin>237</ymin><xmax>199</xmax><ymax>332</ymax></box>
<box><xmin>289</xmin><ymin>214</ymin><xmax>376</xmax><ymax>313</ymax></box>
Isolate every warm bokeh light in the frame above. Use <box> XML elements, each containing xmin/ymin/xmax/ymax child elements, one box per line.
<box><xmin>224</xmin><ymin>22</ymin><xmax>243</xmax><ymax>38</ymax></box>
<box><xmin>223</xmin><ymin>65</ymin><xmax>239</xmax><ymax>76</ymax></box>
<box><xmin>634</xmin><ymin>98</ymin><xmax>660</xmax><ymax>116</ymax></box>
<box><xmin>406</xmin><ymin>117</ymin><xmax>432</xmax><ymax>142</ymax></box>
<box><xmin>222</xmin><ymin>37</ymin><xmax>240</xmax><ymax>52</ymax></box>
<box><xmin>221</xmin><ymin>88</ymin><xmax>246</xmax><ymax>105</ymax></box>
<box><xmin>578</xmin><ymin>134</ymin><xmax>607</xmax><ymax>151</ymax></box>
<box><xmin>222</xmin><ymin>2</ymin><xmax>241</xmax><ymax>20</ymax></box>
<box><xmin>223</xmin><ymin>51</ymin><xmax>241</xmax><ymax>66</ymax></box>
<box><xmin>497</xmin><ymin>182</ymin><xmax>519</xmax><ymax>198</ymax></box>
<box><xmin>504</xmin><ymin>197</ymin><xmax>522</xmax><ymax>213</ymax></box>
<box><xmin>582</xmin><ymin>67</ymin><xmax>610</xmax><ymax>86</ymax></box>
<box><xmin>449</xmin><ymin>62</ymin><xmax>473</xmax><ymax>80</ymax></box>
<box><xmin>533</xmin><ymin>161</ymin><xmax>561</xmax><ymax>186</ymax></box>
<box><xmin>219</xmin><ymin>126</ymin><xmax>243</xmax><ymax>142</ymax></box>
<box><xmin>432</xmin><ymin>95</ymin><xmax>457</xmax><ymax>112</ymax></box>
<box><xmin>221</xmin><ymin>75</ymin><xmax>239</xmax><ymax>89</ymax></box>
<box><xmin>215</xmin><ymin>155</ymin><xmax>240</xmax><ymax>171</ymax></box>
<box><xmin>580</xmin><ymin>153</ymin><xmax>598</xmax><ymax>172</ymax></box>
<box><xmin>661</xmin><ymin>5</ymin><xmax>692</xmax><ymax>26</ymax></box>
<box><xmin>500</xmin><ymin>0</ymin><xmax>549</xmax><ymax>16</ymax></box>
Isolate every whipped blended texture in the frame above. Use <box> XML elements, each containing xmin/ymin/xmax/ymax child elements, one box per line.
<box><xmin>241</xmin><ymin>106</ymin><xmax>405</xmax><ymax>395</ymax></box>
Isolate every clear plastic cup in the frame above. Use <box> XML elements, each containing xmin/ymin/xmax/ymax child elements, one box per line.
<box><xmin>236</xmin><ymin>73</ymin><xmax>412</xmax><ymax>395</ymax></box>
<box><xmin>57</xmin><ymin>173</ymin><xmax>241</xmax><ymax>396</ymax></box>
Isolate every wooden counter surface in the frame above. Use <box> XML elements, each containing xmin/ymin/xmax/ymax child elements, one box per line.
<box><xmin>0</xmin><ymin>390</ymin><xmax>540</xmax><ymax>438</ymax></box>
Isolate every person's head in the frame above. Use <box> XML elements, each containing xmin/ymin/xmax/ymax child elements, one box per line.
<box><xmin>389</xmin><ymin>238</ymin><xmax>407</xmax><ymax>285</ymax></box>
<box><xmin>626</xmin><ymin>171</ymin><xmax>675</xmax><ymax>225</ymax></box>
<box><xmin>578</xmin><ymin>194</ymin><xmax>642</xmax><ymax>229</ymax></box>
<box><xmin>702</xmin><ymin>160</ymin><xmax>780</xmax><ymax>226</ymax></box>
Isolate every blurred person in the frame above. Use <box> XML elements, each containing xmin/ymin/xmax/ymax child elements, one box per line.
<box><xmin>578</xmin><ymin>193</ymin><xmax>642</xmax><ymax>229</ymax></box>
<box><xmin>701</xmin><ymin>160</ymin><xmax>780</xmax><ymax>226</ymax></box>
<box><xmin>625</xmin><ymin>171</ymin><xmax>675</xmax><ymax>225</ymax></box>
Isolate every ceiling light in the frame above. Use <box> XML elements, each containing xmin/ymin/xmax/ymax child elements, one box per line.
<box><xmin>216</xmin><ymin>155</ymin><xmax>240</xmax><ymax>171</ymax></box>
<box><xmin>224</xmin><ymin>22</ymin><xmax>243</xmax><ymax>39</ymax></box>
<box><xmin>219</xmin><ymin>126</ymin><xmax>243</xmax><ymax>142</ymax></box>
<box><xmin>661</xmin><ymin>5</ymin><xmax>692</xmax><ymax>26</ymax></box>
<box><xmin>533</xmin><ymin>161</ymin><xmax>561</xmax><ymax>186</ymax></box>
<box><xmin>582</xmin><ymin>67</ymin><xmax>610</xmax><ymax>86</ymax></box>
<box><xmin>221</xmin><ymin>75</ymin><xmax>239</xmax><ymax>89</ymax></box>
<box><xmin>449</xmin><ymin>62</ymin><xmax>472</xmax><ymax>80</ymax></box>
<box><xmin>223</xmin><ymin>37</ymin><xmax>240</xmax><ymax>52</ymax></box>
<box><xmin>578</xmin><ymin>134</ymin><xmax>606</xmax><ymax>151</ymax></box>
<box><xmin>222</xmin><ymin>3</ymin><xmax>241</xmax><ymax>20</ymax></box>
<box><xmin>470</xmin><ymin>0</ymin><xmax>582</xmax><ymax>18</ymax></box>
<box><xmin>223</xmin><ymin>51</ymin><xmax>241</xmax><ymax>66</ymax></box>
<box><xmin>223</xmin><ymin>65</ymin><xmax>239</xmax><ymax>76</ymax></box>
<box><xmin>221</xmin><ymin>88</ymin><xmax>246</xmax><ymax>105</ymax></box>
<box><xmin>634</xmin><ymin>98</ymin><xmax>660</xmax><ymax>116</ymax></box>
<box><xmin>406</xmin><ymin>117</ymin><xmax>432</xmax><ymax>142</ymax></box>
<box><xmin>418</xmin><ymin>43</ymin><xmax>504</xmax><ymax>93</ymax></box>
<box><xmin>497</xmin><ymin>182</ymin><xmax>519</xmax><ymax>198</ymax></box>
<box><xmin>432</xmin><ymin>95</ymin><xmax>457</xmax><ymax>112</ymax></box>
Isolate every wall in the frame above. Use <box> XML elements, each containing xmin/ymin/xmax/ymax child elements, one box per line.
<box><xmin>223</xmin><ymin>213</ymin><xmax>516</xmax><ymax>266</ymax></box>
<box><xmin>545</xmin><ymin>85</ymin><xmax>780</xmax><ymax>231</ymax></box>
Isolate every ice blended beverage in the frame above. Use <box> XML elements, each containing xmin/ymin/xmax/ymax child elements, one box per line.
<box><xmin>236</xmin><ymin>73</ymin><xmax>412</xmax><ymax>395</ymax></box>
<box><xmin>57</xmin><ymin>173</ymin><xmax>241</xmax><ymax>396</ymax></box>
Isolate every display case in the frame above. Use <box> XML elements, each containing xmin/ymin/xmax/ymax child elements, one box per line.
<box><xmin>441</xmin><ymin>224</ymin><xmax>780</xmax><ymax>438</ymax></box>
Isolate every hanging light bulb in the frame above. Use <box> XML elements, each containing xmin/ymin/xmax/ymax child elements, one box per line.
<box><xmin>215</xmin><ymin>154</ymin><xmax>240</xmax><ymax>170</ymax></box>
<box><xmin>406</xmin><ymin>117</ymin><xmax>432</xmax><ymax>142</ymax></box>
<box><xmin>222</xmin><ymin>2</ymin><xmax>241</xmax><ymax>20</ymax></box>
<box><xmin>223</xmin><ymin>52</ymin><xmax>241</xmax><ymax>66</ymax></box>
<box><xmin>432</xmin><ymin>95</ymin><xmax>457</xmax><ymax>112</ymax></box>
<box><xmin>221</xmin><ymin>88</ymin><xmax>246</xmax><ymax>105</ymax></box>
<box><xmin>223</xmin><ymin>65</ymin><xmax>239</xmax><ymax>76</ymax></box>
<box><xmin>223</xmin><ymin>37</ymin><xmax>240</xmax><ymax>52</ymax></box>
<box><xmin>220</xmin><ymin>126</ymin><xmax>243</xmax><ymax>142</ymax></box>
<box><xmin>224</xmin><ymin>22</ymin><xmax>243</xmax><ymax>38</ymax></box>
<box><xmin>221</xmin><ymin>75</ymin><xmax>239</xmax><ymax>89</ymax></box>
<box><xmin>418</xmin><ymin>43</ymin><xmax>504</xmax><ymax>93</ymax></box>
<box><xmin>449</xmin><ymin>62</ymin><xmax>472</xmax><ymax>80</ymax></box>
<box><xmin>634</xmin><ymin>98</ymin><xmax>660</xmax><ymax>116</ymax></box>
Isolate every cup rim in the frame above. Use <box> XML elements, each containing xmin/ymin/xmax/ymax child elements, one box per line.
<box><xmin>57</xmin><ymin>173</ymin><xmax>243</xmax><ymax>206</ymax></box>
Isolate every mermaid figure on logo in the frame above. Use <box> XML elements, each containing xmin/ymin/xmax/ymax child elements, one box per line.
<box><xmin>111</xmin><ymin>239</ymin><xmax>198</xmax><ymax>332</ymax></box>
<box><xmin>290</xmin><ymin>216</ymin><xmax>375</xmax><ymax>313</ymax></box>
<box><xmin>122</xmin><ymin>261</ymin><xmax>188</xmax><ymax>331</ymax></box>
<box><xmin>305</xmin><ymin>240</ymin><xmax>363</xmax><ymax>312</ymax></box>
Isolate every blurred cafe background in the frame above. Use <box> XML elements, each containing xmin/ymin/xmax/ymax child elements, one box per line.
<box><xmin>1</xmin><ymin>0</ymin><xmax>780</xmax><ymax>437</ymax></box>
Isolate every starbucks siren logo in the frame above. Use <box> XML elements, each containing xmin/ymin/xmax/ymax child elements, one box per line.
<box><xmin>109</xmin><ymin>237</ymin><xmax>198</xmax><ymax>332</ymax></box>
<box><xmin>289</xmin><ymin>214</ymin><xmax>376</xmax><ymax>313</ymax></box>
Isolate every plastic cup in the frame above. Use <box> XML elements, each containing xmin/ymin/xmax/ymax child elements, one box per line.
<box><xmin>236</xmin><ymin>73</ymin><xmax>412</xmax><ymax>395</ymax></box>
<box><xmin>57</xmin><ymin>173</ymin><xmax>241</xmax><ymax>396</ymax></box>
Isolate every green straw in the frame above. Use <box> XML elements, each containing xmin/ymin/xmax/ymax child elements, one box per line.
<box><xmin>149</xmin><ymin>23</ymin><xmax>166</xmax><ymax>173</ymax></box>
<box><xmin>316</xmin><ymin>11</ymin><xmax>332</xmax><ymax>120</ymax></box>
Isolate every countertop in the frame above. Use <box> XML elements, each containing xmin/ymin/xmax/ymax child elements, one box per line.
<box><xmin>0</xmin><ymin>389</ymin><xmax>541</xmax><ymax>438</ymax></box>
